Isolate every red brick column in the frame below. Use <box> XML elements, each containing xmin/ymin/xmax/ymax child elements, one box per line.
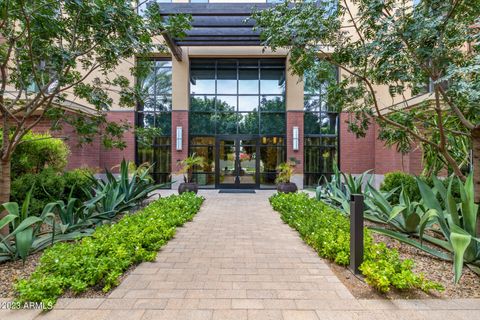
<box><xmin>99</xmin><ymin>111</ymin><xmax>135</xmax><ymax>171</ymax></box>
<box><xmin>171</xmin><ymin>110</ymin><xmax>189</xmax><ymax>173</ymax></box>
<box><xmin>286</xmin><ymin>111</ymin><xmax>304</xmax><ymax>174</ymax></box>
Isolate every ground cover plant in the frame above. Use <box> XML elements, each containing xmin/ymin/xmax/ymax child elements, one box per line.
<box><xmin>270</xmin><ymin>192</ymin><xmax>443</xmax><ymax>293</ymax></box>
<box><xmin>14</xmin><ymin>193</ymin><xmax>203</xmax><ymax>309</ymax></box>
<box><xmin>317</xmin><ymin>168</ymin><xmax>480</xmax><ymax>283</ymax></box>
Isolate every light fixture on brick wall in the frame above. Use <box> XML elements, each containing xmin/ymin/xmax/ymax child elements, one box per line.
<box><xmin>176</xmin><ymin>126</ymin><xmax>182</xmax><ymax>151</ymax></box>
<box><xmin>293</xmin><ymin>126</ymin><xmax>299</xmax><ymax>151</ymax></box>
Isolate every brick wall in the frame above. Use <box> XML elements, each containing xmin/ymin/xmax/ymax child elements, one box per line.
<box><xmin>99</xmin><ymin>111</ymin><xmax>135</xmax><ymax>171</ymax></box>
<box><xmin>171</xmin><ymin>110</ymin><xmax>189</xmax><ymax>173</ymax></box>
<box><xmin>27</xmin><ymin>116</ymin><xmax>101</xmax><ymax>170</ymax></box>
<box><xmin>339</xmin><ymin>113</ymin><xmax>375</xmax><ymax>173</ymax></box>
<box><xmin>339</xmin><ymin>112</ymin><xmax>423</xmax><ymax>175</ymax></box>
<box><xmin>21</xmin><ymin>111</ymin><xmax>135</xmax><ymax>172</ymax></box>
<box><xmin>286</xmin><ymin>111</ymin><xmax>304</xmax><ymax>173</ymax></box>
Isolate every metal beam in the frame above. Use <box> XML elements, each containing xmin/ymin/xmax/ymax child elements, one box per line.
<box><xmin>162</xmin><ymin>32</ymin><xmax>182</xmax><ymax>61</ymax></box>
<box><xmin>176</xmin><ymin>41</ymin><xmax>262</xmax><ymax>46</ymax></box>
<box><xmin>159</xmin><ymin>3</ymin><xmax>273</xmax><ymax>16</ymax></box>
<box><xmin>184</xmin><ymin>28</ymin><xmax>260</xmax><ymax>37</ymax></box>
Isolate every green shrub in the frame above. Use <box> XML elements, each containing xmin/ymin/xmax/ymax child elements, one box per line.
<box><xmin>269</xmin><ymin>192</ymin><xmax>443</xmax><ymax>293</ymax></box>
<box><xmin>380</xmin><ymin>171</ymin><xmax>419</xmax><ymax>204</ymax></box>
<box><xmin>15</xmin><ymin>193</ymin><xmax>204</xmax><ymax>308</ymax></box>
<box><xmin>11</xmin><ymin>168</ymin><xmax>66</xmax><ymax>216</ymax></box>
<box><xmin>63</xmin><ymin>168</ymin><xmax>95</xmax><ymax>201</ymax></box>
<box><xmin>8</xmin><ymin>131</ymin><xmax>70</xmax><ymax>179</ymax></box>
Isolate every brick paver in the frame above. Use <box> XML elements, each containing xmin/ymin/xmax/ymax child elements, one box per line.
<box><xmin>2</xmin><ymin>190</ymin><xmax>479</xmax><ymax>319</ymax></box>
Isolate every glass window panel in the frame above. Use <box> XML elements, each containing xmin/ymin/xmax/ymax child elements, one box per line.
<box><xmin>260</xmin><ymin>113</ymin><xmax>285</xmax><ymax>134</ymax></box>
<box><xmin>217</xmin><ymin>59</ymin><xmax>237</xmax><ymax>69</ymax></box>
<box><xmin>304</xmin><ymin>146</ymin><xmax>322</xmax><ymax>173</ymax></box>
<box><xmin>137</xmin><ymin>61</ymin><xmax>156</xmax><ymax>94</ymax></box>
<box><xmin>216</xmin><ymin>95</ymin><xmax>237</xmax><ymax>112</ymax></box>
<box><xmin>190</xmin><ymin>67</ymin><xmax>215</xmax><ymax>94</ymax></box>
<box><xmin>304</xmin><ymin>95</ymin><xmax>319</xmax><ymax>112</ymax></box>
<box><xmin>137</xmin><ymin>146</ymin><xmax>153</xmax><ymax>165</ymax></box>
<box><xmin>153</xmin><ymin>136</ymin><xmax>171</xmax><ymax>145</ymax></box>
<box><xmin>260</xmin><ymin>69</ymin><xmax>285</xmax><ymax>94</ymax></box>
<box><xmin>190</xmin><ymin>146</ymin><xmax>215</xmax><ymax>173</ymax></box>
<box><xmin>154</xmin><ymin>112</ymin><xmax>171</xmax><ymax>134</ymax></box>
<box><xmin>260</xmin><ymin>146</ymin><xmax>285</xmax><ymax>173</ymax></box>
<box><xmin>321</xmin><ymin>113</ymin><xmax>338</xmax><ymax>135</ymax></box>
<box><xmin>156</xmin><ymin>95</ymin><xmax>172</xmax><ymax>112</ymax></box>
<box><xmin>137</xmin><ymin>112</ymin><xmax>155</xmax><ymax>128</ymax></box>
<box><xmin>151</xmin><ymin>173</ymin><xmax>171</xmax><ymax>188</ymax></box>
<box><xmin>191</xmin><ymin>173</ymin><xmax>215</xmax><ymax>188</ymax></box>
<box><xmin>239</xmin><ymin>95</ymin><xmax>259</xmax><ymax>112</ymax></box>
<box><xmin>155</xmin><ymin>60</ymin><xmax>172</xmax><ymax>68</ymax></box>
<box><xmin>239</xmin><ymin>69</ymin><xmax>259</xmax><ymax>94</ymax></box>
<box><xmin>217</xmin><ymin>68</ymin><xmax>237</xmax><ymax>94</ymax></box>
<box><xmin>304</xmin><ymin>173</ymin><xmax>323</xmax><ymax>188</ymax></box>
<box><xmin>153</xmin><ymin>146</ymin><xmax>171</xmax><ymax>173</ymax></box>
<box><xmin>191</xmin><ymin>95</ymin><xmax>215</xmax><ymax>112</ymax></box>
<box><xmin>260</xmin><ymin>173</ymin><xmax>277</xmax><ymax>188</ymax></box>
<box><xmin>238</xmin><ymin>112</ymin><xmax>259</xmax><ymax>134</ymax></box>
<box><xmin>239</xmin><ymin>59</ymin><xmax>259</xmax><ymax>68</ymax></box>
<box><xmin>190</xmin><ymin>136</ymin><xmax>215</xmax><ymax>146</ymax></box>
<box><xmin>189</xmin><ymin>113</ymin><xmax>215</xmax><ymax>135</ymax></box>
<box><xmin>304</xmin><ymin>112</ymin><xmax>321</xmax><ymax>135</ymax></box>
<box><xmin>260</xmin><ymin>59</ymin><xmax>285</xmax><ymax>68</ymax></box>
<box><xmin>139</xmin><ymin>96</ymin><xmax>156</xmax><ymax>112</ymax></box>
<box><xmin>259</xmin><ymin>96</ymin><xmax>285</xmax><ymax>112</ymax></box>
<box><xmin>216</xmin><ymin>112</ymin><xmax>238</xmax><ymax>134</ymax></box>
<box><xmin>154</xmin><ymin>69</ymin><xmax>172</xmax><ymax>95</ymax></box>
<box><xmin>260</xmin><ymin>136</ymin><xmax>284</xmax><ymax>145</ymax></box>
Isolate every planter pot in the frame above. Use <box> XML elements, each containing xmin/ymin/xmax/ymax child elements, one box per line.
<box><xmin>277</xmin><ymin>182</ymin><xmax>298</xmax><ymax>194</ymax></box>
<box><xmin>178</xmin><ymin>182</ymin><xmax>199</xmax><ymax>194</ymax></box>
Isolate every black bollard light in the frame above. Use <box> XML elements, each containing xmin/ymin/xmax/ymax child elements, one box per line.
<box><xmin>349</xmin><ymin>194</ymin><xmax>364</xmax><ymax>275</ymax></box>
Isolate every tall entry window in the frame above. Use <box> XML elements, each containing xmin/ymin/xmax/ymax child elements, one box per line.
<box><xmin>189</xmin><ymin>58</ymin><xmax>286</xmax><ymax>189</ymax></box>
<box><xmin>135</xmin><ymin>59</ymin><xmax>172</xmax><ymax>185</ymax></box>
<box><xmin>304</xmin><ymin>64</ymin><xmax>339</xmax><ymax>188</ymax></box>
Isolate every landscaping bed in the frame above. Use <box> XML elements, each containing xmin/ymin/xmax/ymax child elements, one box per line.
<box><xmin>329</xmin><ymin>230</ymin><xmax>480</xmax><ymax>299</ymax></box>
<box><xmin>0</xmin><ymin>193</ymin><xmax>203</xmax><ymax>309</ymax></box>
<box><xmin>270</xmin><ymin>192</ymin><xmax>480</xmax><ymax>298</ymax></box>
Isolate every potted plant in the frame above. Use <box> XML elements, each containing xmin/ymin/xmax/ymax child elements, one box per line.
<box><xmin>276</xmin><ymin>161</ymin><xmax>298</xmax><ymax>194</ymax></box>
<box><xmin>178</xmin><ymin>153</ymin><xmax>204</xmax><ymax>194</ymax></box>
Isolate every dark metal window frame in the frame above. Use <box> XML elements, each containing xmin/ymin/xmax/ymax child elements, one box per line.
<box><xmin>135</xmin><ymin>57</ymin><xmax>173</xmax><ymax>187</ymax></box>
<box><xmin>189</xmin><ymin>58</ymin><xmax>286</xmax><ymax>136</ymax></box>
<box><xmin>303</xmin><ymin>65</ymin><xmax>340</xmax><ymax>187</ymax></box>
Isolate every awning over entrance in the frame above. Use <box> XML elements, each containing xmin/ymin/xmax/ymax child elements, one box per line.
<box><xmin>153</xmin><ymin>2</ymin><xmax>276</xmax><ymax>60</ymax></box>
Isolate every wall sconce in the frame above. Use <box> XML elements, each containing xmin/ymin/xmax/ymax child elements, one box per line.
<box><xmin>176</xmin><ymin>126</ymin><xmax>182</xmax><ymax>151</ymax></box>
<box><xmin>292</xmin><ymin>126</ymin><xmax>299</xmax><ymax>151</ymax></box>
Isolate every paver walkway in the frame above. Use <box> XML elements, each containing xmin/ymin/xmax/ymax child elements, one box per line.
<box><xmin>2</xmin><ymin>190</ymin><xmax>479</xmax><ymax>320</ymax></box>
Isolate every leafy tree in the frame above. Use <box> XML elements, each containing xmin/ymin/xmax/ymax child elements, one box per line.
<box><xmin>253</xmin><ymin>0</ymin><xmax>480</xmax><ymax>202</ymax></box>
<box><xmin>0</xmin><ymin>0</ymin><xmax>190</xmax><ymax>219</ymax></box>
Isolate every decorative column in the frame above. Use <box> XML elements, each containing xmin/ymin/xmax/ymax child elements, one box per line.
<box><xmin>171</xmin><ymin>50</ymin><xmax>189</xmax><ymax>189</ymax></box>
<box><xmin>285</xmin><ymin>57</ymin><xmax>304</xmax><ymax>188</ymax></box>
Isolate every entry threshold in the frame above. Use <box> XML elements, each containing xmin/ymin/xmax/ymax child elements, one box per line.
<box><xmin>218</xmin><ymin>189</ymin><xmax>256</xmax><ymax>194</ymax></box>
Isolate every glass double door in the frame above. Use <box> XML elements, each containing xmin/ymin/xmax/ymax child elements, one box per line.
<box><xmin>216</xmin><ymin>135</ymin><xmax>258</xmax><ymax>189</ymax></box>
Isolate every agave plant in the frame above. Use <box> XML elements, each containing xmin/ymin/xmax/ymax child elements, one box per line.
<box><xmin>84</xmin><ymin>159</ymin><xmax>165</xmax><ymax>220</ymax></box>
<box><xmin>364</xmin><ymin>184</ymin><xmax>428</xmax><ymax>233</ymax></box>
<box><xmin>0</xmin><ymin>186</ymin><xmax>56</xmax><ymax>262</ymax></box>
<box><xmin>372</xmin><ymin>173</ymin><xmax>480</xmax><ymax>283</ymax></box>
<box><xmin>316</xmin><ymin>166</ymin><xmax>372</xmax><ymax>214</ymax></box>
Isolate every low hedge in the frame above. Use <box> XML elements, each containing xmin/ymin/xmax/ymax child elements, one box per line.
<box><xmin>270</xmin><ymin>192</ymin><xmax>443</xmax><ymax>293</ymax></box>
<box><xmin>15</xmin><ymin>193</ymin><xmax>204</xmax><ymax>308</ymax></box>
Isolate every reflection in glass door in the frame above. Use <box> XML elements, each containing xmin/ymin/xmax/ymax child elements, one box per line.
<box><xmin>216</xmin><ymin>136</ymin><xmax>258</xmax><ymax>189</ymax></box>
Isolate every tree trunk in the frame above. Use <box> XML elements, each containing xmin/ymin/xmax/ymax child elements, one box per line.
<box><xmin>472</xmin><ymin>126</ymin><xmax>480</xmax><ymax>237</ymax></box>
<box><xmin>0</xmin><ymin>158</ymin><xmax>11</xmax><ymax>235</ymax></box>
